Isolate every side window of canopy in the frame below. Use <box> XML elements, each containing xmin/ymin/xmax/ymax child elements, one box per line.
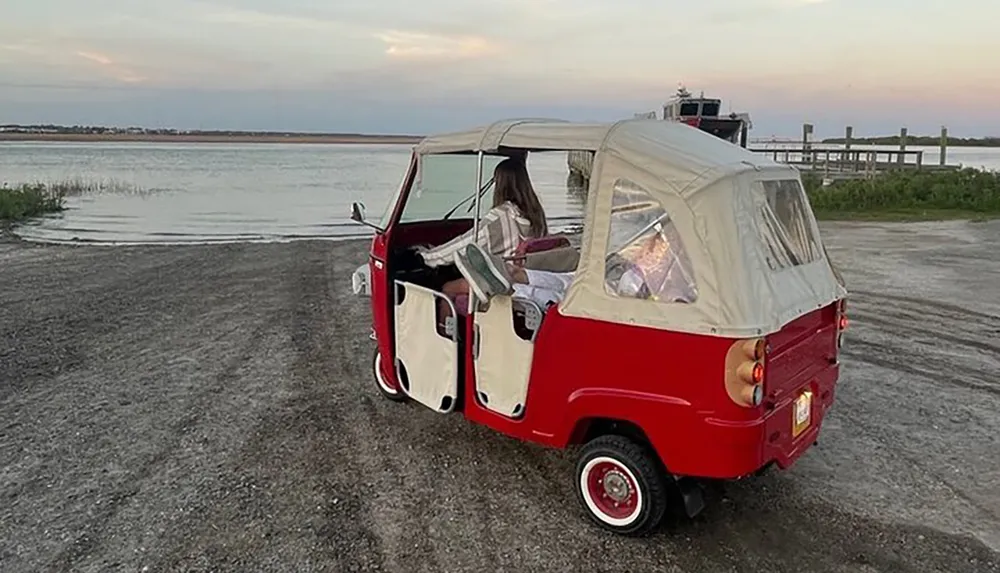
<box><xmin>604</xmin><ymin>178</ymin><xmax>698</xmax><ymax>303</ymax></box>
<box><xmin>754</xmin><ymin>179</ymin><xmax>823</xmax><ymax>270</ymax></box>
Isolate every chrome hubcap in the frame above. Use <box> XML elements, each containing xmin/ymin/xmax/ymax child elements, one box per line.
<box><xmin>602</xmin><ymin>471</ymin><xmax>631</xmax><ymax>502</ymax></box>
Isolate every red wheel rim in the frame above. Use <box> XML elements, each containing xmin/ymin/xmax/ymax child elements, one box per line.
<box><xmin>585</xmin><ymin>460</ymin><xmax>639</xmax><ymax>520</ymax></box>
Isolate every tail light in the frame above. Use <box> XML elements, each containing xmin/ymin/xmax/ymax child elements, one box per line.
<box><xmin>725</xmin><ymin>337</ymin><xmax>767</xmax><ymax>408</ymax></box>
<box><xmin>837</xmin><ymin>298</ymin><xmax>849</xmax><ymax>348</ymax></box>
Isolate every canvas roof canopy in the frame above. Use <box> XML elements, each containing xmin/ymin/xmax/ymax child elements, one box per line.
<box><xmin>414</xmin><ymin>118</ymin><xmax>847</xmax><ymax>338</ymax></box>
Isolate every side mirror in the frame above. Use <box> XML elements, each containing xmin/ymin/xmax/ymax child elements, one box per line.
<box><xmin>350</xmin><ymin>201</ymin><xmax>366</xmax><ymax>223</ymax></box>
<box><xmin>349</xmin><ymin>201</ymin><xmax>384</xmax><ymax>233</ymax></box>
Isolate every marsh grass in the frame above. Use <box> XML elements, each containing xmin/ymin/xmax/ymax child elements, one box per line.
<box><xmin>803</xmin><ymin>168</ymin><xmax>1000</xmax><ymax>221</ymax></box>
<box><xmin>44</xmin><ymin>176</ymin><xmax>145</xmax><ymax>196</ymax></box>
<box><xmin>0</xmin><ymin>183</ymin><xmax>66</xmax><ymax>222</ymax></box>
<box><xmin>1</xmin><ymin>176</ymin><xmax>147</xmax><ymax>223</ymax></box>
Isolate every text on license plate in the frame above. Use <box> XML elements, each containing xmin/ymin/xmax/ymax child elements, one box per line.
<box><xmin>793</xmin><ymin>391</ymin><xmax>812</xmax><ymax>437</ymax></box>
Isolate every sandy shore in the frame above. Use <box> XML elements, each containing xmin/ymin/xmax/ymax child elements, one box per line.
<box><xmin>0</xmin><ymin>133</ymin><xmax>423</xmax><ymax>145</ymax></box>
<box><xmin>1</xmin><ymin>222</ymin><xmax>999</xmax><ymax>572</ymax></box>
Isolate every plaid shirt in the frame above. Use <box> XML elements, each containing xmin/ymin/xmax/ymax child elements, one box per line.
<box><xmin>419</xmin><ymin>201</ymin><xmax>534</xmax><ymax>267</ymax></box>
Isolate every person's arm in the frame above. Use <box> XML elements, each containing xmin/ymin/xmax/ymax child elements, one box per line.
<box><xmin>418</xmin><ymin>205</ymin><xmax>520</xmax><ymax>267</ymax></box>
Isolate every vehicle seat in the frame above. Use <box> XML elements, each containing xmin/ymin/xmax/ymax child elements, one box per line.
<box><xmin>520</xmin><ymin>246</ymin><xmax>580</xmax><ymax>273</ymax></box>
<box><xmin>511</xmin><ymin>235</ymin><xmax>571</xmax><ymax>262</ymax></box>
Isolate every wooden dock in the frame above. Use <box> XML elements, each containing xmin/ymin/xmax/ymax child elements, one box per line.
<box><xmin>749</xmin><ymin>146</ymin><xmax>956</xmax><ymax>180</ymax></box>
<box><xmin>749</xmin><ymin>124</ymin><xmax>960</xmax><ymax>180</ymax></box>
<box><xmin>566</xmin><ymin>150</ymin><xmax>594</xmax><ymax>185</ymax></box>
<box><xmin>568</xmin><ymin>124</ymin><xmax>961</xmax><ymax>182</ymax></box>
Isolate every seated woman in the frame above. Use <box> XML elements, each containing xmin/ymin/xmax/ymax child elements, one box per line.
<box><xmin>414</xmin><ymin>157</ymin><xmax>547</xmax><ymax>303</ymax></box>
<box><xmin>416</xmin><ymin>157</ymin><xmax>547</xmax><ymax>269</ymax></box>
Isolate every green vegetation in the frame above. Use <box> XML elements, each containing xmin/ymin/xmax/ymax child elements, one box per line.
<box><xmin>1</xmin><ymin>177</ymin><xmax>143</xmax><ymax>224</ymax></box>
<box><xmin>803</xmin><ymin>168</ymin><xmax>1000</xmax><ymax>221</ymax></box>
<box><xmin>0</xmin><ymin>183</ymin><xmax>66</xmax><ymax>223</ymax></box>
<box><xmin>820</xmin><ymin>135</ymin><xmax>1000</xmax><ymax>147</ymax></box>
<box><xmin>43</xmin><ymin>177</ymin><xmax>143</xmax><ymax>196</ymax></box>
<box><xmin>1</xmin><ymin>123</ymin><xmax>423</xmax><ymax>140</ymax></box>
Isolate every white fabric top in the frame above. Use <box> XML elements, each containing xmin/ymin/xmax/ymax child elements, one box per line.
<box><xmin>414</xmin><ymin>119</ymin><xmax>610</xmax><ymax>155</ymax></box>
<box><xmin>413</xmin><ymin>118</ymin><xmax>847</xmax><ymax>337</ymax></box>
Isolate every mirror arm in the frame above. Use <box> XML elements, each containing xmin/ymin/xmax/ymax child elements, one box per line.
<box><xmin>350</xmin><ymin>202</ymin><xmax>385</xmax><ymax>234</ymax></box>
<box><xmin>355</xmin><ymin>218</ymin><xmax>384</xmax><ymax>233</ymax></box>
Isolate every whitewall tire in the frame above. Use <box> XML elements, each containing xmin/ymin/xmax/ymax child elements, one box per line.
<box><xmin>372</xmin><ymin>347</ymin><xmax>407</xmax><ymax>402</ymax></box>
<box><xmin>574</xmin><ymin>435</ymin><xmax>668</xmax><ymax>535</ymax></box>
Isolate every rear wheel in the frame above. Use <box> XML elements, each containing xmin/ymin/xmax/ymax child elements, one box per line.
<box><xmin>574</xmin><ymin>435</ymin><xmax>667</xmax><ymax>536</ymax></box>
<box><xmin>372</xmin><ymin>347</ymin><xmax>407</xmax><ymax>402</ymax></box>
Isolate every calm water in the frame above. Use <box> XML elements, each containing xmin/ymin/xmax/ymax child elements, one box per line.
<box><xmin>3</xmin><ymin>141</ymin><xmax>999</xmax><ymax>244</ymax></box>
<box><xmin>0</xmin><ymin>142</ymin><xmax>585</xmax><ymax>244</ymax></box>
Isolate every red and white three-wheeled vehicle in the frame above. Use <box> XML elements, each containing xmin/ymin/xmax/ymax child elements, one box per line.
<box><xmin>350</xmin><ymin>118</ymin><xmax>848</xmax><ymax>535</ymax></box>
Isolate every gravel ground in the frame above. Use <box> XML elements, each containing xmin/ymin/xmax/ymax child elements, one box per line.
<box><xmin>1</xmin><ymin>220</ymin><xmax>999</xmax><ymax>573</ymax></box>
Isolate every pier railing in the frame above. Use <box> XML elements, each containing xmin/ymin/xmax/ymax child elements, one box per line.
<box><xmin>747</xmin><ymin>147</ymin><xmax>945</xmax><ymax>179</ymax></box>
<box><xmin>568</xmin><ymin>124</ymin><xmax>962</xmax><ymax>182</ymax></box>
<box><xmin>568</xmin><ymin>146</ymin><xmax>940</xmax><ymax>183</ymax></box>
<box><xmin>747</xmin><ymin>124</ymin><xmax>960</xmax><ymax>179</ymax></box>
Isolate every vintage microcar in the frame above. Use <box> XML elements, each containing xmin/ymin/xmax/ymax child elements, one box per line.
<box><xmin>350</xmin><ymin>118</ymin><xmax>848</xmax><ymax>535</ymax></box>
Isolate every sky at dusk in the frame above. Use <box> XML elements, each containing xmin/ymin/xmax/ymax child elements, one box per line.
<box><xmin>2</xmin><ymin>0</ymin><xmax>998</xmax><ymax>138</ymax></box>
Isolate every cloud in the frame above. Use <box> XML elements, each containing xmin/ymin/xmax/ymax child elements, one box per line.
<box><xmin>374</xmin><ymin>30</ymin><xmax>498</xmax><ymax>60</ymax></box>
<box><xmin>75</xmin><ymin>50</ymin><xmax>112</xmax><ymax>66</ymax></box>
<box><xmin>709</xmin><ymin>0</ymin><xmax>831</xmax><ymax>24</ymax></box>
<box><xmin>199</xmin><ymin>7</ymin><xmax>344</xmax><ymax>32</ymax></box>
<box><xmin>1</xmin><ymin>0</ymin><xmax>997</xmax><ymax>137</ymax></box>
<box><xmin>1</xmin><ymin>44</ymin><xmax>32</xmax><ymax>53</ymax></box>
<box><xmin>75</xmin><ymin>49</ymin><xmax>147</xmax><ymax>83</ymax></box>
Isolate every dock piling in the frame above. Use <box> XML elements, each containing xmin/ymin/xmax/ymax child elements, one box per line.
<box><xmin>940</xmin><ymin>126</ymin><xmax>948</xmax><ymax>166</ymax></box>
<box><xmin>898</xmin><ymin>128</ymin><xmax>908</xmax><ymax>166</ymax></box>
<box><xmin>843</xmin><ymin>126</ymin><xmax>854</xmax><ymax>169</ymax></box>
<box><xmin>802</xmin><ymin>123</ymin><xmax>814</xmax><ymax>165</ymax></box>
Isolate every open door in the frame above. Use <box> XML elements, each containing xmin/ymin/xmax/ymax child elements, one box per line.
<box><xmin>394</xmin><ymin>281</ymin><xmax>459</xmax><ymax>413</ymax></box>
<box><xmin>472</xmin><ymin>296</ymin><xmax>544</xmax><ymax>419</ymax></box>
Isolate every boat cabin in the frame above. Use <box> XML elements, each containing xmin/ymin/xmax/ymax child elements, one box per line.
<box><xmin>663</xmin><ymin>86</ymin><xmax>751</xmax><ymax>147</ymax></box>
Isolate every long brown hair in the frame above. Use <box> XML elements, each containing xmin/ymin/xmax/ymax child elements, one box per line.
<box><xmin>492</xmin><ymin>157</ymin><xmax>548</xmax><ymax>237</ymax></box>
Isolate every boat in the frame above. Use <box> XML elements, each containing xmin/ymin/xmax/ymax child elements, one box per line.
<box><xmin>662</xmin><ymin>86</ymin><xmax>752</xmax><ymax>148</ymax></box>
<box><xmin>569</xmin><ymin>86</ymin><xmax>752</xmax><ymax>181</ymax></box>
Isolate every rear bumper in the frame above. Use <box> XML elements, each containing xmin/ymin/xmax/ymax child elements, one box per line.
<box><xmin>660</xmin><ymin>367</ymin><xmax>838</xmax><ymax>480</ymax></box>
<box><xmin>763</xmin><ymin>365</ymin><xmax>839</xmax><ymax>472</ymax></box>
<box><xmin>771</xmin><ymin>424</ymin><xmax>822</xmax><ymax>469</ymax></box>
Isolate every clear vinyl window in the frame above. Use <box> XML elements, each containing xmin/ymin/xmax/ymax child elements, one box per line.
<box><xmin>755</xmin><ymin>179</ymin><xmax>823</xmax><ymax>270</ymax></box>
<box><xmin>398</xmin><ymin>153</ymin><xmax>505</xmax><ymax>224</ymax></box>
<box><xmin>604</xmin><ymin>178</ymin><xmax>697</xmax><ymax>303</ymax></box>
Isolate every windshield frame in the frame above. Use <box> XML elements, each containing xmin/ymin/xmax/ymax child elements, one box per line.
<box><xmin>387</xmin><ymin>151</ymin><xmax>510</xmax><ymax>227</ymax></box>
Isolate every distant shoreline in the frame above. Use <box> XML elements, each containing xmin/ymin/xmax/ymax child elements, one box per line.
<box><xmin>0</xmin><ymin>133</ymin><xmax>424</xmax><ymax>145</ymax></box>
<box><xmin>820</xmin><ymin>136</ymin><xmax>1000</xmax><ymax>147</ymax></box>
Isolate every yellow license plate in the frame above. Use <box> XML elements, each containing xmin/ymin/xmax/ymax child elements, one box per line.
<box><xmin>793</xmin><ymin>391</ymin><xmax>812</xmax><ymax>437</ymax></box>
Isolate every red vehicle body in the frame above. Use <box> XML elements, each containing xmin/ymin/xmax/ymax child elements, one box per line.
<box><xmin>352</xmin><ymin>119</ymin><xmax>848</xmax><ymax>535</ymax></box>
